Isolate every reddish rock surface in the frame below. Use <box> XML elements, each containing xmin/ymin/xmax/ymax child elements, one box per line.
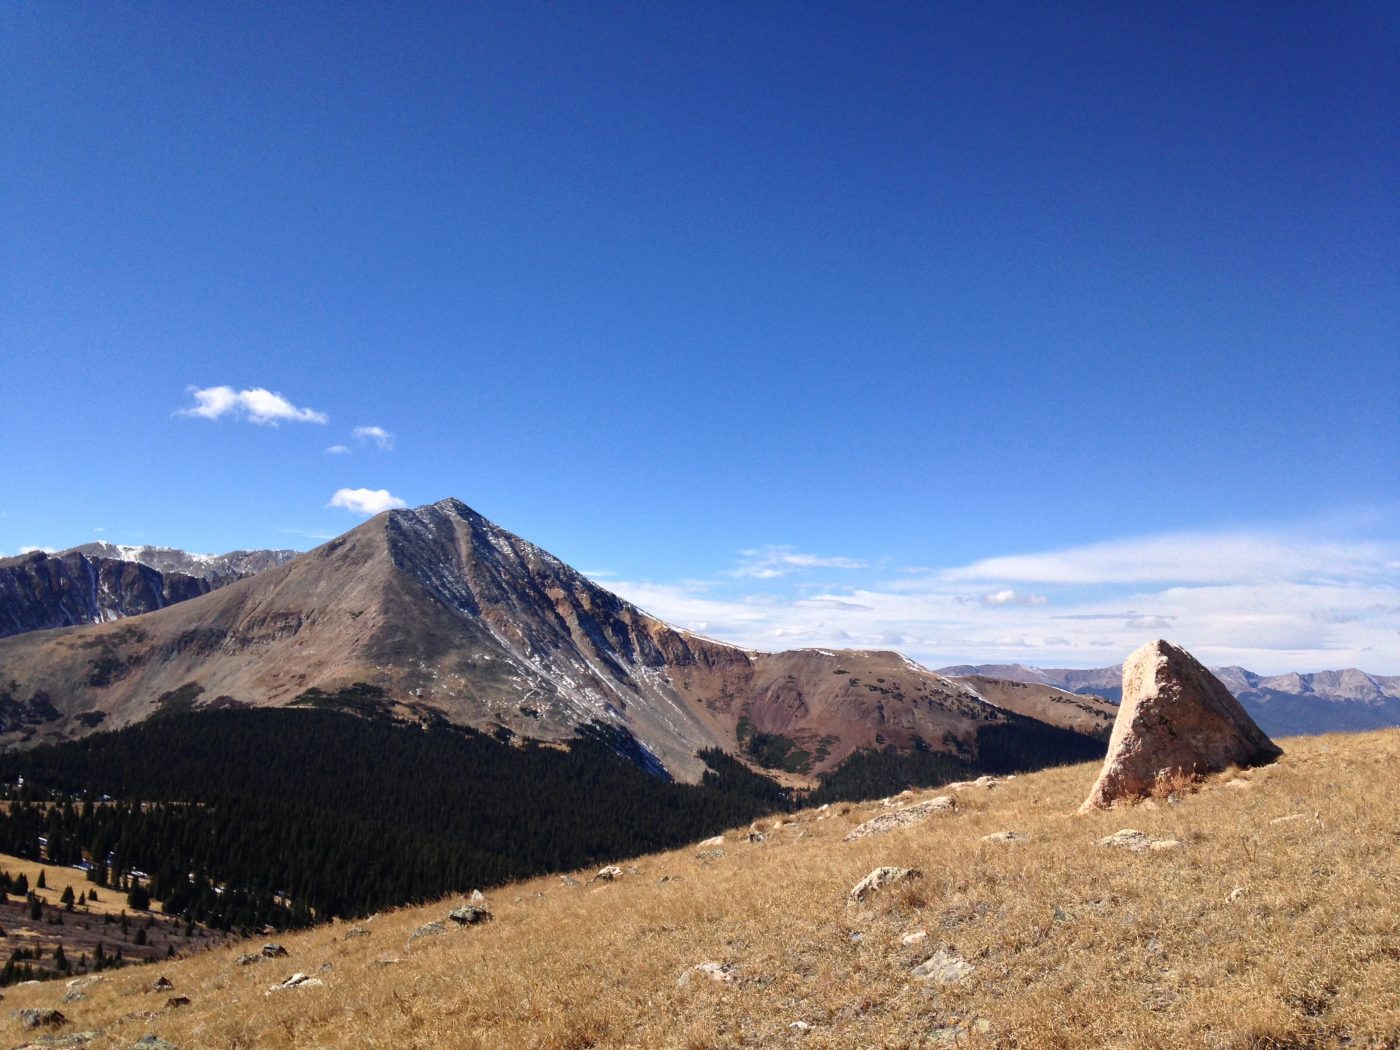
<box><xmin>1080</xmin><ymin>640</ymin><xmax>1281</xmax><ymax>812</ymax></box>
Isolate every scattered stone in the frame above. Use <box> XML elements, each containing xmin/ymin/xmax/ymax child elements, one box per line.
<box><xmin>1224</xmin><ymin>778</ymin><xmax>1252</xmax><ymax>790</ymax></box>
<box><xmin>163</xmin><ymin>997</ymin><xmax>191</xmax><ymax>1010</ymax></box>
<box><xmin>696</xmin><ymin>849</ymin><xmax>726</xmax><ymax>861</ymax></box>
<box><xmin>847</xmin><ymin>866</ymin><xmax>923</xmax><ymax>904</ymax></box>
<box><xmin>319</xmin><ymin>962</ymin><xmax>334</xmax><ymax>972</ymax></box>
<box><xmin>560</xmin><ymin>875</ymin><xmax>581</xmax><ymax>887</ymax></box>
<box><xmin>14</xmin><ymin>1009</ymin><xmax>68</xmax><ymax>1029</ymax></box>
<box><xmin>1080</xmin><ymin>640</ymin><xmax>1282</xmax><ymax>812</ymax></box>
<box><xmin>844</xmin><ymin>797</ymin><xmax>955</xmax><ymax>841</ymax></box>
<box><xmin>267</xmin><ymin>973</ymin><xmax>322</xmax><ymax>993</ymax></box>
<box><xmin>447</xmin><ymin>904</ymin><xmax>492</xmax><ymax>925</ymax></box>
<box><xmin>234</xmin><ymin>953</ymin><xmax>260</xmax><ymax>966</ymax></box>
<box><xmin>12</xmin><ymin>1035</ymin><xmax>101</xmax><ymax>1050</ymax></box>
<box><xmin>902</xmin><ymin>929</ymin><xmax>928</xmax><ymax>946</ymax></box>
<box><xmin>152</xmin><ymin>976</ymin><xmax>173</xmax><ymax>992</ymax></box>
<box><xmin>1227</xmin><ymin>886</ymin><xmax>1247</xmax><ymax>903</ymax></box>
<box><xmin>260</xmin><ymin>943</ymin><xmax>289</xmax><ymax>958</ymax></box>
<box><xmin>410</xmin><ymin>921</ymin><xmax>446</xmax><ymax>940</ymax></box>
<box><xmin>746</xmin><ymin>831</ymin><xmax>766</xmax><ymax>844</ymax></box>
<box><xmin>133</xmin><ymin>1038</ymin><xmax>178</xmax><ymax>1050</ymax></box>
<box><xmin>677</xmin><ymin>962</ymin><xmax>738</xmax><ymax>987</ymax></box>
<box><xmin>627</xmin><ymin>866</ymin><xmax>641</xmax><ymax>876</ymax></box>
<box><xmin>62</xmin><ymin>991</ymin><xmax>86</xmax><ymax>1003</ymax></box>
<box><xmin>789</xmin><ymin>1021</ymin><xmax>812</xmax><ymax>1032</ymax></box>
<box><xmin>1148</xmin><ymin>838</ymin><xmax>1182</xmax><ymax>851</ymax></box>
<box><xmin>468</xmin><ymin>889</ymin><xmax>486</xmax><ymax>903</ymax></box>
<box><xmin>1097</xmin><ymin>829</ymin><xmax>1151</xmax><ymax>851</ymax></box>
<box><xmin>592</xmin><ymin>865</ymin><xmax>624</xmax><ymax>882</ymax></box>
<box><xmin>699</xmin><ymin>834</ymin><xmax>725</xmax><ymax>847</ymax></box>
<box><xmin>344</xmin><ymin>926</ymin><xmax>371</xmax><ymax>939</ymax></box>
<box><xmin>980</xmin><ymin>831</ymin><xmax>1025</xmax><ymax>844</ymax></box>
<box><xmin>64</xmin><ymin>976</ymin><xmax>103</xmax><ymax>992</ymax></box>
<box><xmin>848</xmin><ymin>931</ymin><xmax>864</xmax><ymax>944</ymax></box>
<box><xmin>911</xmin><ymin>948</ymin><xmax>975</xmax><ymax>983</ymax></box>
<box><xmin>372</xmin><ymin>957</ymin><xmax>402</xmax><ymax>967</ymax></box>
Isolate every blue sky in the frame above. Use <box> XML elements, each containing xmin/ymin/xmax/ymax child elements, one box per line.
<box><xmin>2</xmin><ymin>4</ymin><xmax>1396</xmax><ymax>672</ymax></box>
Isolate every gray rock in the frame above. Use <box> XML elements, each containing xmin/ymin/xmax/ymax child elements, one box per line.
<box><xmin>260</xmin><ymin>942</ymin><xmax>289</xmax><ymax>958</ymax></box>
<box><xmin>447</xmin><ymin>904</ymin><xmax>492</xmax><ymax>925</ymax></box>
<box><xmin>410</xmin><ymin>921</ymin><xmax>447</xmax><ymax>940</ymax></box>
<box><xmin>163</xmin><ymin>996</ymin><xmax>191</xmax><ymax>1010</ymax></box>
<box><xmin>844</xmin><ymin>797</ymin><xmax>955</xmax><ymax>841</ymax></box>
<box><xmin>152</xmin><ymin>976</ymin><xmax>173</xmax><ymax>992</ymax></box>
<box><xmin>468</xmin><ymin>889</ymin><xmax>486</xmax><ymax>903</ymax></box>
<box><xmin>234</xmin><ymin>953</ymin><xmax>260</xmax><ymax>966</ymax></box>
<box><xmin>133</xmin><ymin>1038</ymin><xmax>178</xmax><ymax>1050</ymax></box>
<box><xmin>344</xmin><ymin>926</ymin><xmax>370</xmax><ymax>939</ymax></box>
<box><xmin>267</xmin><ymin>972</ymin><xmax>323</xmax><ymax>992</ymax></box>
<box><xmin>911</xmin><ymin>948</ymin><xmax>975</xmax><ymax>983</ymax></box>
<box><xmin>696</xmin><ymin>849</ymin><xmax>726</xmax><ymax>861</ymax></box>
<box><xmin>14</xmin><ymin>1008</ymin><xmax>69</xmax><ymax>1029</ymax></box>
<box><xmin>846</xmin><ymin>866</ymin><xmax>922</xmax><ymax>904</ymax></box>
<box><xmin>591</xmin><ymin>865</ymin><xmax>623</xmax><ymax>882</ymax></box>
<box><xmin>61</xmin><ymin>991</ymin><xmax>87</xmax><ymax>1003</ymax></box>
<box><xmin>677</xmin><ymin>961</ymin><xmax>739</xmax><ymax>987</ymax></box>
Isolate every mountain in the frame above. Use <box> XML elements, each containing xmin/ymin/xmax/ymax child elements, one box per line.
<box><xmin>940</xmin><ymin>661</ymin><xmax>1400</xmax><ymax>737</ymax></box>
<box><xmin>0</xmin><ymin>499</ymin><xmax>1100</xmax><ymax>783</ymax></box>
<box><xmin>63</xmin><ymin>542</ymin><xmax>299</xmax><ymax>583</ymax></box>
<box><xmin>0</xmin><ymin>549</ymin><xmax>214</xmax><ymax>639</ymax></box>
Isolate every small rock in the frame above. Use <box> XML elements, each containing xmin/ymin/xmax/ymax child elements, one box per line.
<box><xmin>677</xmin><ymin>961</ymin><xmax>738</xmax><ymax>987</ymax></box>
<box><xmin>696</xmin><ymin>849</ymin><xmax>726</xmax><ymax>861</ymax></box>
<box><xmin>15</xmin><ymin>1008</ymin><xmax>69</xmax><ymax>1029</ymax></box>
<box><xmin>1226</xmin><ymin>886</ymin><xmax>1247</xmax><ymax>903</ymax></box>
<box><xmin>901</xmin><ymin>929</ymin><xmax>928</xmax><ymax>946</ymax></box>
<box><xmin>64</xmin><ymin>976</ymin><xmax>103</xmax><ymax>991</ymax></box>
<box><xmin>267</xmin><ymin>973</ymin><xmax>323</xmax><ymax>993</ymax></box>
<box><xmin>260</xmin><ymin>943</ymin><xmax>289</xmax><ymax>958</ymax></box>
<box><xmin>1096</xmin><ymin>829</ymin><xmax>1155</xmax><ymax>852</ymax></box>
<box><xmin>847</xmin><ymin>866</ymin><xmax>923</xmax><ymax>904</ymax></box>
<box><xmin>152</xmin><ymin>976</ymin><xmax>173</xmax><ymax>992</ymax></box>
<box><xmin>234</xmin><ymin>953</ymin><xmax>260</xmax><ymax>966</ymax></box>
<box><xmin>373</xmin><ymin>957</ymin><xmax>402</xmax><ymax>966</ymax></box>
<box><xmin>133</xmin><ymin>1039</ymin><xmax>178</xmax><ymax>1050</ymax></box>
<box><xmin>410</xmin><ymin>921</ymin><xmax>446</xmax><ymax>940</ymax></box>
<box><xmin>62</xmin><ymin>991</ymin><xmax>87</xmax><ymax>1004</ymax></box>
<box><xmin>164</xmin><ymin>996</ymin><xmax>191</xmax><ymax>1010</ymax></box>
<box><xmin>1224</xmin><ymin>778</ymin><xmax>1252</xmax><ymax>790</ymax></box>
<box><xmin>447</xmin><ymin>904</ymin><xmax>492</xmax><ymax>925</ymax></box>
<box><xmin>1271</xmin><ymin>813</ymin><xmax>1306</xmax><ymax>825</ymax></box>
<box><xmin>980</xmin><ymin>831</ymin><xmax>1025</xmax><ymax>844</ymax></box>
<box><xmin>844</xmin><ymin>798</ymin><xmax>955</xmax><ymax>841</ymax></box>
<box><xmin>560</xmin><ymin>875</ymin><xmax>581</xmax><ymax>887</ymax></box>
<box><xmin>1147</xmin><ymin>838</ymin><xmax>1182</xmax><ymax>851</ymax></box>
<box><xmin>746</xmin><ymin>831</ymin><xmax>766</xmax><ymax>844</ymax></box>
<box><xmin>344</xmin><ymin>926</ymin><xmax>371</xmax><ymax>939</ymax></box>
<box><xmin>699</xmin><ymin>834</ymin><xmax>724</xmax><ymax>847</ymax></box>
<box><xmin>848</xmin><ymin>931</ymin><xmax>864</xmax><ymax>944</ymax></box>
<box><xmin>789</xmin><ymin>1021</ymin><xmax>812</xmax><ymax>1031</ymax></box>
<box><xmin>318</xmin><ymin>962</ymin><xmax>334</xmax><ymax>972</ymax></box>
<box><xmin>468</xmin><ymin>889</ymin><xmax>486</xmax><ymax>903</ymax></box>
<box><xmin>911</xmin><ymin>948</ymin><xmax>975</xmax><ymax>984</ymax></box>
<box><xmin>592</xmin><ymin>865</ymin><xmax>624</xmax><ymax>882</ymax></box>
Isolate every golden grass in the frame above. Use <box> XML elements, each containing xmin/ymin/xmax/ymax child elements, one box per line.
<box><xmin>0</xmin><ymin>851</ymin><xmax>158</xmax><ymax>918</ymax></box>
<box><xmin>4</xmin><ymin>730</ymin><xmax>1398</xmax><ymax>1048</ymax></box>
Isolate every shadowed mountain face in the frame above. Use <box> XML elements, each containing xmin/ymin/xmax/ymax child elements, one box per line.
<box><xmin>0</xmin><ymin>499</ymin><xmax>1081</xmax><ymax>783</ymax></box>
<box><xmin>0</xmin><ymin>550</ymin><xmax>214</xmax><ymax>639</ymax></box>
<box><xmin>940</xmin><ymin>662</ymin><xmax>1400</xmax><ymax>738</ymax></box>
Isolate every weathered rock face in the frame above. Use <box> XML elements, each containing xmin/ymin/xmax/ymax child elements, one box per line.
<box><xmin>1080</xmin><ymin>640</ymin><xmax>1282</xmax><ymax>812</ymax></box>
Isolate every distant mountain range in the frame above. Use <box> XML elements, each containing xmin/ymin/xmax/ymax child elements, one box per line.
<box><xmin>0</xmin><ymin>499</ymin><xmax>1102</xmax><ymax>784</ymax></box>
<box><xmin>0</xmin><ymin>543</ymin><xmax>297</xmax><ymax>639</ymax></box>
<box><xmin>938</xmin><ymin>663</ymin><xmax>1400</xmax><ymax>737</ymax></box>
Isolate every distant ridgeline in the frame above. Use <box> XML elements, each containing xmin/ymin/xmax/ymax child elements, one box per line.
<box><xmin>0</xmin><ymin>696</ymin><xmax>1105</xmax><ymax>934</ymax></box>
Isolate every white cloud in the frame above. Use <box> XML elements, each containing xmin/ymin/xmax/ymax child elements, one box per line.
<box><xmin>353</xmin><ymin>425</ymin><xmax>394</xmax><ymax>450</ymax></box>
<box><xmin>325</xmin><ymin>445</ymin><xmax>352</xmax><ymax>455</ymax></box>
<box><xmin>327</xmin><ymin>488</ymin><xmax>408</xmax><ymax>515</ymax></box>
<box><xmin>731</xmin><ymin>545</ymin><xmax>868</xmax><ymax>579</ymax></box>
<box><xmin>19</xmin><ymin>545</ymin><xmax>56</xmax><ymax>554</ymax></box>
<box><xmin>601</xmin><ymin>522</ymin><xmax>1400</xmax><ymax>674</ymax></box>
<box><xmin>981</xmin><ymin>589</ymin><xmax>1048</xmax><ymax>607</ymax></box>
<box><xmin>178</xmin><ymin>386</ymin><xmax>328</xmax><ymax>425</ymax></box>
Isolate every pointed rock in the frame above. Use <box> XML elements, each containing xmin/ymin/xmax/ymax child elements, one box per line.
<box><xmin>1080</xmin><ymin>640</ymin><xmax>1281</xmax><ymax>812</ymax></box>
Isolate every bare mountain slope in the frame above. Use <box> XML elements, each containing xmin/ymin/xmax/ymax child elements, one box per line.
<box><xmin>0</xmin><ymin>499</ymin><xmax>1056</xmax><ymax>782</ymax></box>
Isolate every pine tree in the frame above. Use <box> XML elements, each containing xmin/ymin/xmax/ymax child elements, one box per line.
<box><xmin>35</xmin><ymin>870</ymin><xmax>45</xmax><ymax>890</ymax></box>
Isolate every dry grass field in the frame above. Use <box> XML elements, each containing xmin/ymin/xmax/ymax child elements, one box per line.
<box><xmin>3</xmin><ymin>729</ymin><xmax>1397</xmax><ymax>1049</ymax></box>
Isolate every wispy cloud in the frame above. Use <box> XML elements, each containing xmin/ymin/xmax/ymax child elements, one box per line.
<box><xmin>600</xmin><ymin>522</ymin><xmax>1400</xmax><ymax>674</ymax></box>
<box><xmin>19</xmin><ymin>545</ymin><xmax>57</xmax><ymax>554</ymax></box>
<box><xmin>327</xmin><ymin>488</ymin><xmax>407</xmax><ymax>515</ymax></box>
<box><xmin>325</xmin><ymin>445</ymin><xmax>352</xmax><ymax>455</ymax></box>
<box><xmin>731</xmin><ymin>545</ymin><xmax>868</xmax><ymax>579</ymax></box>
<box><xmin>178</xmin><ymin>386</ymin><xmax>328</xmax><ymax>425</ymax></box>
<box><xmin>353</xmin><ymin>425</ymin><xmax>394</xmax><ymax>450</ymax></box>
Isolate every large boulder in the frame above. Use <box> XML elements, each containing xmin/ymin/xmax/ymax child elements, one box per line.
<box><xmin>1080</xmin><ymin>640</ymin><xmax>1281</xmax><ymax>812</ymax></box>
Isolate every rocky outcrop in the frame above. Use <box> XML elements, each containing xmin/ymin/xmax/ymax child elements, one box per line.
<box><xmin>844</xmin><ymin>796</ymin><xmax>955</xmax><ymax>841</ymax></box>
<box><xmin>1079</xmin><ymin>640</ymin><xmax>1282</xmax><ymax>812</ymax></box>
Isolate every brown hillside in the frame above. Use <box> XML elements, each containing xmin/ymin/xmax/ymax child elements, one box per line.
<box><xmin>2</xmin><ymin>729</ymin><xmax>1394</xmax><ymax>1048</ymax></box>
<box><xmin>0</xmin><ymin>500</ymin><xmax>1087</xmax><ymax>783</ymax></box>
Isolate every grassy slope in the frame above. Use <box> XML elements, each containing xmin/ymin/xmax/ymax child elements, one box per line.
<box><xmin>2</xmin><ymin>730</ymin><xmax>1397</xmax><ymax>1049</ymax></box>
